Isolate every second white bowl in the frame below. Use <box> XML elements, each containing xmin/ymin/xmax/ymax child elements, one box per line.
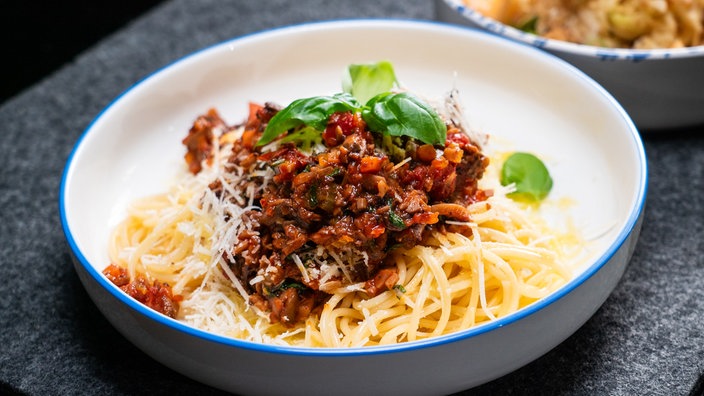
<box><xmin>436</xmin><ymin>0</ymin><xmax>704</xmax><ymax>131</ymax></box>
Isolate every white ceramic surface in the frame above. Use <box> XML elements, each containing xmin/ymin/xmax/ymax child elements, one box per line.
<box><xmin>60</xmin><ymin>20</ymin><xmax>647</xmax><ymax>395</ymax></box>
<box><xmin>436</xmin><ymin>0</ymin><xmax>704</xmax><ymax>131</ymax></box>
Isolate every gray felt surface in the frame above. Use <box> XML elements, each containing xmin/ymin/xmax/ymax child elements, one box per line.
<box><xmin>1</xmin><ymin>0</ymin><xmax>703</xmax><ymax>395</ymax></box>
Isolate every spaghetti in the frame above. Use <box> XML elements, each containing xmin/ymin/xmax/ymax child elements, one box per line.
<box><xmin>106</xmin><ymin>136</ymin><xmax>580</xmax><ymax>347</ymax></box>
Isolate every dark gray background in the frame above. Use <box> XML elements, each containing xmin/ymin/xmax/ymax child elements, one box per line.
<box><xmin>1</xmin><ymin>1</ymin><xmax>703</xmax><ymax>395</ymax></box>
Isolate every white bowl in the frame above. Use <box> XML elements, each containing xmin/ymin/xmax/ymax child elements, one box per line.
<box><xmin>436</xmin><ymin>0</ymin><xmax>704</xmax><ymax>131</ymax></box>
<box><xmin>60</xmin><ymin>20</ymin><xmax>647</xmax><ymax>395</ymax></box>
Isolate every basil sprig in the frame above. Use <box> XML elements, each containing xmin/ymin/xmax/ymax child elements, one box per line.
<box><xmin>256</xmin><ymin>62</ymin><xmax>446</xmax><ymax>147</ymax></box>
<box><xmin>500</xmin><ymin>152</ymin><xmax>553</xmax><ymax>202</ymax></box>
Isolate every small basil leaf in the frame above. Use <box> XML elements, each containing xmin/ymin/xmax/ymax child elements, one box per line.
<box><xmin>256</xmin><ymin>93</ymin><xmax>361</xmax><ymax>146</ymax></box>
<box><xmin>278</xmin><ymin>126</ymin><xmax>321</xmax><ymax>151</ymax></box>
<box><xmin>500</xmin><ymin>152</ymin><xmax>553</xmax><ymax>202</ymax></box>
<box><xmin>362</xmin><ymin>92</ymin><xmax>446</xmax><ymax>146</ymax></box>
<box><xmin>343</xmin><ymin>61</ymin><xmax>398</xmax><ymax>104</ymax></box>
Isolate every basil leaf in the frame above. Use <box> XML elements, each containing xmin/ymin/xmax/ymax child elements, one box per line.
<box><xmin>256</xmin><ymin>93</ymin><xmax>361</xmax><ymax>146</ymax></box>
<box><xmin>362</xmin><ymin>92</ymin><xmax>446</xmax><ymax>146</ymax></box>
<box><xmin>343</xmin><ymin>61</ymin><xmax>398</xmax><ymax>104</ymax></box>
<box><xmin>500</xmin><ymin>152</ymin><xmax>553</xmax><ymax>202</ymax></box>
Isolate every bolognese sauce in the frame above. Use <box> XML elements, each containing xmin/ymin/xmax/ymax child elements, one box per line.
<box><xmin>182</xmin><ymin>101</ymin><xmax>489</xmax><ymax>326</ymax></box>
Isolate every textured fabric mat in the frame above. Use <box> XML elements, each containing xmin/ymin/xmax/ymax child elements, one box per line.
<box><xmin>1</xmin><ymin>0</ymin><xmax>702</xmax><ymax>395</ymax></box>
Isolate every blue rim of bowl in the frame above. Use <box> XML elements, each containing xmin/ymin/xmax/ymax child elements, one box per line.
<box><xmin>441</xmin><ymin>0</ymin><xmax>704</xmax><ymax>61</ymax></box>
<box><xmin>59</xmin><ymin>19</ymin><xmax>648</xmax><ymax>357</ymax></box>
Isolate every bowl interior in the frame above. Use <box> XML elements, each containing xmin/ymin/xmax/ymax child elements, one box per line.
<box><xmin>61</xmin><ymin>20</ymin><xmax>645</xmax><ymax>350</ymax></box>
